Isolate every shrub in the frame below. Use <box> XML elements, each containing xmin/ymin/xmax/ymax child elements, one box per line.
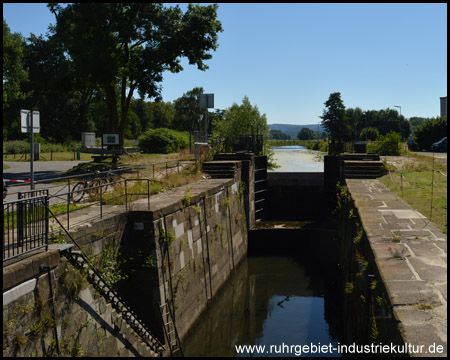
<box><xmin>367</xmin><ymin>131</ymin><xmax>401</xmax><ymax>156</ymax></box>
<box><xmin>4</xmin><ymin>140</ymin><xmax>29</xmax><ymax>154</ymax></box>
<box><xmin>138</xmin><ymin>128</ymin><xmax>189</xmax><ymax>154</ymax></box>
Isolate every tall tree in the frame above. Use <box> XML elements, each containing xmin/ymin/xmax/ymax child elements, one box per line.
<box><xmin>213</xmin><ymin>96</ymin><xmax>270</xmax><ymax>138</ymax></box>
<box><xmin>3</xmin><ymin>19</ymin><xmax>28</xmax><ymax>110</ymax></box>
<box><xmin>297</xmin><ymin>127</ymin><xmax>314</xmax><ymax>140</ymax></box>
<box><xmin>320</xmin><ymin>92</ymin><xmax>351</xmax><ymax>154</ymax></box>
<box><xmin>173</xmin><ymin>87</ymin><xmax>204</xmax><ymax>132</ymax></box>
<box><xmin>49</xmin><ymin>3</ymin><xmax>223</xmax><ymax>150</ymax></box>
<box><xmin>149</xmin><ymin>101</ymin><xmax>176</xmax><ymax>129</ymax></box>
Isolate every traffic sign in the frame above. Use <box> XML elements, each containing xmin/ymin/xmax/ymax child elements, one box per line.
<box><xmin>21</xmin><ymin>110</ymin><xmax>40</xmax><ymax>133</ymax></box>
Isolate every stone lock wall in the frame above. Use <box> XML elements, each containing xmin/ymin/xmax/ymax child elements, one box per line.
<box><xmin>123</xmin><ymin>178</ymin><xmax>249</xmax><ymax>347</ymax></box>
<box><xmin>3</xmin><ymin>173</ymin><xmax>250</xmax><ymax>357</ymax></box>
<box><xmin>155</xmin><ymin>179</ymin><xmax>248</xmax><ymax>342</ymax></box>
<box><xmin>3</xmin><ymin>213</ymin><xmax>161</xmax><ymax>357</ymax></box>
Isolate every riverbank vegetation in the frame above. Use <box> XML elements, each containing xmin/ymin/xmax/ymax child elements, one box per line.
<box><xmin>378</xmin><ymin>153</ymin><xmax>447</xmax><ymax>234</ymax></box>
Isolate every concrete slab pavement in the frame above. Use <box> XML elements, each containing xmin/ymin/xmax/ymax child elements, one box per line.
<box><xmin>347</xmin><ymin>179</ymin><xmax>447</xmax><ymax>357</ymax></box>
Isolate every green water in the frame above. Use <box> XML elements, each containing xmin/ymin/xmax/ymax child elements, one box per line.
<box><xmin>182</xmin><ymin>255</ymin><xmax>341</xmax><ymax>357</ymax></box>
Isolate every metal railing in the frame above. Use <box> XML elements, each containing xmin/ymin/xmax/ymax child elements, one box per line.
<box><xmin>3</xmin><ymin>177</ymin><xmax>154</xmax><ymax>262</ymax></box>
<box><xmin>4</xmin><ymin>159</ymin><xmax>190</xmax><ymax>203</ymax></box>
<box><xmin>3</xmin><ymin>195</ymin><xmax>48</xmax><ymax>261</ymax></box>
<box><xmin>50</xmin><ymin>178</ymin><xmax>152</xmax><ymax>232</ymax></box>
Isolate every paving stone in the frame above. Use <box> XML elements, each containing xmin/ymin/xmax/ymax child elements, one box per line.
<box><xmin>386</xmin><ymin>280</ymin><xmax>442</xmax><ymax>306</ymax></box>
<box><xmin>376</xmin><ymin>257</ymin><xmax>417</xmax><ymax>281</ymax></box>
<box><xmin>407</xmin><ymin>257</ymin><xmax>447</xmax><ymax>281</ymax></box>
<box><xmin>371</xmin><ymin>242</ymin><xmax>411</xmax><ymax>259</ymax></box>
<box><xmin>347</xmin><ymin>179</ymin><xmax>447</xmax><ymax>357</ymax></box>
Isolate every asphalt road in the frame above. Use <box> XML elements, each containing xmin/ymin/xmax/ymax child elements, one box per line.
<box><xmin>3</xmin><ymin>160</ymin><xmax>89</xmax><ymax>204</ymax></box>
<box><xmin>411</xmin><ymin>151</ymin><xmax>447</xmax><ymax>159</ymax></box>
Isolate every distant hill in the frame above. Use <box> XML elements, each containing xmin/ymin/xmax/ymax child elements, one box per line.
<box><xmin>268</xmin><ymin>124</ymin><xmax>325</xmax><ymax>139</ymax></box>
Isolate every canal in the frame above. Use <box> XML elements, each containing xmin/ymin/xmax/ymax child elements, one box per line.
<box><xmin>182</xmin><ymin>147</ymin><xmax>343</xmax><ymax>357</ymax></box>
<box><xmin>269</xmin><ymin>146</ymin><xmax>324</xmax><ymax>172</ymax></box>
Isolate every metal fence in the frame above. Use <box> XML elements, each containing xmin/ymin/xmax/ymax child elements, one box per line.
<box><xmin>3</xmin><ymin>177</ymin><xmax>154</xmax><ymax>262</ymax></box>
<box><xmin>3</xmin><ymin>195</ymin><xmax>48</xmax><ymax>261</ymax></box>
<box><xmin>3</xmin><ymin>159</ymin><xmax>198</xmax><ymax>262</ymax></box>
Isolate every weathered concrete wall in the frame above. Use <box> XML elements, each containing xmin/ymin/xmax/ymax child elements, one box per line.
<box><xmin>122</xmin><ymin>177</ymin><xmax>248</xmax><ymax>347</ymax></box>
<box><xmin>266</xmin><ymin>172</ymin><xmax>325</xmax><ymax>220</ymax></box>
<box><xmin>3</xmin><ymin>246</ymin><xmax>160</xmax><ymax>357</ymax></box>
<box><xmin>337</xmin><ymin>179</ymin><xmax>447</xmax><ymax>357</ymax></box>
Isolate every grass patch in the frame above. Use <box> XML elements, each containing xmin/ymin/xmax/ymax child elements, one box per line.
<box><xmin>378</xmin><ymin>155</ymin><xmax>447</xmax><ymax>234</ymax></box>
<box><xmin>4</xmin><ymin>202</ymin><xmax>84</xmax><ymax>230</ymax></box>
<box><xmin>99</xmin><ymin>162</ymin><xmax>203</xmax><ymax>205</ymax></box>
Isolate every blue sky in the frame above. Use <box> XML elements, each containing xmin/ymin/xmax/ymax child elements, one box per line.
<box><xmin>3</xmin><ymin>3</ymin><xmax>447</xmax><ymax>125</ymax></box>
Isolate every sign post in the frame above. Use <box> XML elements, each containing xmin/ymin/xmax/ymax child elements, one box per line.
<box><xmin>21</xmin><ymin>110</ymin><xmax>40</xmax><ymax>190</ymax></box>
<box><xmin>199</xmin><ymin>94</ymin><xmax>214</xmax><ymax>142</ymax></box>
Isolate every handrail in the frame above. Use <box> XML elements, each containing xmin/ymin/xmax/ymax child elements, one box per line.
<box><xmin>45</xmin><ymin>203</ymin><xmax>165</xmax><ymax>354</ymax></box>
<box><xmin>5</xmin><ymin>159</ymin><xmax>192</xmax><ymax>188</ymax></box>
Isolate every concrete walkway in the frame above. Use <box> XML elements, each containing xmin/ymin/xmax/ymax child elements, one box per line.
<box><xmin>346</xmin><ymin>179</ymin><xmax>447</xmax><ymax>357</ymax></box>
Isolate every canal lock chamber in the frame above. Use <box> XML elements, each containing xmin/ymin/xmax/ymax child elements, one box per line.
<box><xmin>182</xmin><ymin>172</ymin><xmax>348</xmax><ymax>357</ymax></box>
<box><xmin>112</xmin><ymin>167</ymin><xmax>402</xmax><ymax>357</ymax></box>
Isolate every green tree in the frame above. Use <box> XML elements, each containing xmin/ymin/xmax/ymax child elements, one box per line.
<box><xmin>130</xmin><ymin>98</ymin><xmax>154</xmax><ymax>133</ymax></box>
<box><xmin>359</xmin><ymin>127</ymin><xmax>380</xmax><ymax>141</ymax></box>
<box><xmin>409</xmin><ymin>117</ymin><xmax>426</xmax><ymax>132</ymax></box>
<box><xmin>213</xmin><ymin>96</ymin><xmax>277</xmax><ymax>167</ymax></box>
<box><xmin>149</xmin><ymin>101</ymin><xmax>176</xmax><ymax>129</ymax></box>
<box><xmin>49</xmin><ymin>3</ymin><xmax>223</xmax><ymax>150</ymax></box>
<box><xmin>3</xmin><ymin>19</ymin><xmax>28</xmax><ymax>109</ymax></box>
<box><xmin>414</xmin><ymin>116</ymin><xmax>447</xmax><ymax>151</ymax></box>
<box><xmin>173</xmin><ymin>87</ymin><xmax>204</xmax><ymax>132</ymax></box>
<box><xmin>213</xmin><ymin>96</ymin><xmax>270</xmax><ymax>138</ymax></box>
<box><xmin>270</xmin><ymin>129</ymin><xmax>291</xmax><ymax>140</ymax></box>
<box><xmin>297</xmin><ymin>127</ymin><xmax>314</xmax><ymax>140</ymax></box>
<box><xmin>20</xmin><ymin>34</ymin><xmax>95</xmax><ymax>142</ymax></box>
<box><xmin>320</xmin><ymin>92</ymin><xmax>351</xmax><ymax>155</ymax></box>
<box><xmin>346</xmin><ymin>107</ymin><xmax>363</xmax><ymax>141</ymax></box>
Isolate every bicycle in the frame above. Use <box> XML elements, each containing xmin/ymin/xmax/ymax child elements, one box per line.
<box><xmin>70</xmin><ymin>168</ymin><xmax>125</xmax><ymax>203</ymax></box>
<box><xmin>70</xmin><ymin>170</ymin><xmax>106</xmax><ymax>203</ymax></box>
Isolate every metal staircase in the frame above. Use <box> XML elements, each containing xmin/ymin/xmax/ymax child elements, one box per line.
<box><xmin>68</xmin><ymin>250</ymin><xmax>165</xmax><ymax>355</ymax></box>
<box><xmin>45</xmin><ymin>205</ymin><xmax>165</xmax><ymax>356</ymax></box>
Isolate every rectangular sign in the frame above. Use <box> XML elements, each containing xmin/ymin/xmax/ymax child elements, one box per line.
<box><xmin>199</xmin><ymin>93</ymin><xmax>214</xmax><ymax>108</ymax></box>
<box><xmin>102</xmin><ymin>133</ymin><xmax>120</xmax><ymax>145</ymax></box>
<box><xmin>21</xmin><ymin>110</ymin><xmax>40</xmax><ymax>133</ymax></box>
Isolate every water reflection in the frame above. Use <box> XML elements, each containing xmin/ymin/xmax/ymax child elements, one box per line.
<box><xmin>183</xmin><ymin>256</ymin><xmax>341</xmax><ymax>357</ymax></box>
<box><xmin>270</xmin><ymin>146</ymin><xmax>324</xmax><ymax>172</ymax></box>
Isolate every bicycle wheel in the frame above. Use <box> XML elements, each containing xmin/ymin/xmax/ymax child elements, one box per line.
<box><xmin>86</xmin><ymin>179</ymin><xmax>101</xmax><ymax>200</ymax></box>
<box><xmin>71</xmin><ymin>182</ymin><xmax>86</xmax><ymax>203</ymax></box>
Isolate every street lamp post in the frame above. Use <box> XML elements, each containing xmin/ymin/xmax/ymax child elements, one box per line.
<box><xmin>394</xmin><ymin>105</ymin><xmax>401</xmax><ymax>117</ymax></box>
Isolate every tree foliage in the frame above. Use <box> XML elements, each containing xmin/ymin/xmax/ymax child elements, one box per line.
<box><xmin>138</xmin><ymin>128</ymin><xmax>189</xmax><ymax>154</ymax></box>
<box><xmin>173</xmin><ymin>87</ymin><xmax>204</xmax><ymax>132</ymax></box>
<box><xmin>320</xmin><ymin>92</ymin><xmax>351</xmax><ymax>155</ymax></box>
<box><xmin>367</xmin><ymin>131</ymin><xmax>401</xmax><ymax>156</ymax></box>
<box><xmin>297</xmin><ymin>127</ymin><xmax>314</xmax><ymax>140</ymax></box>
<box><xmin>320</xmin><ymin>92</ymin><xmax>351</xmax><ymax>142</ymax></box>
<box><xmin>3</xmin><ymin>19</ymin><xmax>28</xmax><ymax>109</ymax></box>
<box><xmin>49</xmin><ymin>3</ymin><xmax>223</xmax><ymax>148</ymax></box>
<box><xmin>413</xmin><ymin>116</ymin><xmax>447</xmax><ymax>151</ymax></box>
<box><xmin>213</xmin><ymin>96</ymin><xmax>270</xmax><ymax>138</ymax></box>
<box><xmin>270</xmin><ymin>129</ymin><xmax>291</xmax><ymax>140</ymax></box>
<box><xmin>359</xmin><ymin>127</ymin><xmax>380</xmax><ymax>141</ymax></box>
